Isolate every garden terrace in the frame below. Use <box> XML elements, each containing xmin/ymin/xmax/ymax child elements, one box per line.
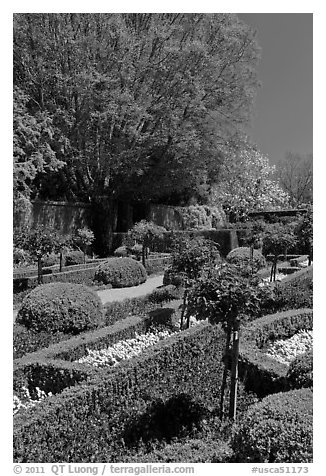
<box><xmin>238</xmin><ymin>308</ymin><xmax>313</xmax><ymax>397</ymax></box>
<box><xmin>13</xmin><ymin>322</ymin><xmax>255</xmax><ymax>463</ymax></box>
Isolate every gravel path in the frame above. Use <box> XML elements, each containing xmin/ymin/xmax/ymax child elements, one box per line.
<box><xmin>13</xmin><ymin>274</ymin><xmax>165</xmax><ymax>321</ymax></box>
<box><xmin>92</xmin><ymin>274</ymin><xmax>164</xmax><ymax>305</ymax></box>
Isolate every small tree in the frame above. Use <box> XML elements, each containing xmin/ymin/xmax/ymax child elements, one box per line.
<box><xmin>170</xmin><ymin>235</ymin><xmax>220</xmax><ymax>329</ymax></box>
<box><xmin>262</xmin><ymin>222</ymin><xmax>298</xmax><ymax>281</ymax></box>
<box><xmin>128</xmin><ymin>220</ymin><xmax>166</xmax><ymax>267</ymax></box>
<box><xmin>73</xmin><ymin>227</ymin><xmax>95</xmax><ymax>264</ymax></box>
<box><xmin>187</xmin><ymin>263</ymin><xmax>263</xmax><ymax>420</ymax></box>
<box><xmin>296</xmin><ymin>206</ymin><xmax>313</xmax><ymax>265</ymax></box>
<box><xmin>22</xmin><ymin>226</ymin><xmax>63</xmax><ymax>284</ymax></box>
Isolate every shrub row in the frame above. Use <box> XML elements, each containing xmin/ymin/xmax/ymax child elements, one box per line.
<box><xmin>238</xmin><ymin>308</ymin><xmax>313</xmax><ymax>397</ymax></box>
<box><xmin>112</xmin><ymin>229</ymin><xmax>239</xmax><ymax>257</ymax></box>
<box><xmin>14</xmin><ymin>285</ymin><xmax>182</xmax><ymax>358</ymax></box>
<box><xmin>104</xmin><ymin>285</ymin><xmax>182</xmax><ymax>326</ymax></box>
<box><xmin>232</xmin><ymin>388</ymin><xmax>313</xmax><ymax>463</ymax></box>
<box><xmin>13</xmin><ymin>258</ymin><xmax>107</xmax><ymax>279</ymax></box>
<box><xmin>14</xmin><ymin>266</ymin><xmax>99</xmax><ymax>293</ymax></box>
<box><xmin>13</xmin><ymin>315</ymin><xmax>153</xmax><ymax>395</ymax></box>
<box><xmin>145</xmin><ymin>256</ymin><xmax>172</xmax><ymax>275</ymax></box>
<box><xmin>13</xmin><ymin>323</ymin><xmax>254</xmax><ymax>462</ymax></box>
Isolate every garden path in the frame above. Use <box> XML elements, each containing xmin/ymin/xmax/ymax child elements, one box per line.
<box><xmin>13</xmin><ymin>274</ymin><xmax>165</xmax><ymax>322</ymax></box>
<box><xmin>97</xmin><ymin>274</ymin><xmax>164</xmax><ymax>305</ymax></box>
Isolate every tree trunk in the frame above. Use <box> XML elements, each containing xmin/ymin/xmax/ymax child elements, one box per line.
<box><xmin>229</xmin><ymin>320</ymin><xmax>240</xmax><ymax>420</ymax></box>
<box><xmin>250</xmin><ymin>245</ymin><xmax>254</xmax><ymax>275</ymax></box>
<box><xmin>273</xmin><ymin>257</ymin><xmax>277</xmax><ymax>281</ymax></box>
<box><xmin>59</xmin><ymin>251</ymin><xmax>63</xmax><ymax>272</ymax></box>
<box><xmin>142</xmin><ymin>242</ymin><xmax>146</xmax><ymax>267</ymax></box>
<box><xmin>220</xmin><ymin>325</ymin><xmax>232</xmax><ymax>419</ymax></box>
<box><xmin>308</xmin><ymin>243</ymin><xmax>312</xmax><ymax>266</ymax></box>
<box><xmin>180</xmin><ymin>289</ymin><xmax>188</xmax><ymax>330</ymax></box>
<box><xmin>37</xmin><ymin>255</ymin><xmax>43</xmax><ymax>285</ymax></box>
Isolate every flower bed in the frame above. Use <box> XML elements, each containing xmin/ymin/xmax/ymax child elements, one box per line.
<box><xmin>76</xmin><ymin>327</ymin><xmax>176</xmax><ymax>368</ymax></box>
<box><xmin>265</xmin><ymin>330</ymin><xmax>313</xmax><ymax>365</ymax></box>
<box><xmin>238</xmin><ymin>308</ymin><xmax>313</xmax><ymax>397</ymax></box>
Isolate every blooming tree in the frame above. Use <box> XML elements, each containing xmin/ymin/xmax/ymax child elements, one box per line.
<box><xmin>209</xmin><ymin>143</ymin><xmax>290</xmax><ymax>221</ymax></box>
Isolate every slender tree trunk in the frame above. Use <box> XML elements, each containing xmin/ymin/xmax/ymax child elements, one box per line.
<box><xmin>220</xmin><ymin>325</ymin><xmax>232</xmax><ymax>419</ymax></box>
<box><xmin>142</xmin><ymin>242</ymin><xmax>146</xmax><ymax>267</ymax></box>
<box><xmin>250</xmin><ymin>245</ymin><xmax>254</xmax><ymax>275</ymax></box>
<box><xmin>37</xmin><ymin>255</ymin><xmax>43</xmax><ymax>285</ymax></box>
<box><xmin>273</xmin><ymin>257</ymin><xmax>277</xmax><ymax>281</ymax></box>
<box><xmin>308</xmin><ymin>243</ymin><xmax>312</xmax><ymax>266</ymax></box>
<box><xmin>179</xmin><ymin>289</ymin><xmax>188</xmax><ymax>330</ymax></box>
<box><xmin>59</xmin><ymin>251</ymin><xmax>63</xmax><ymax>272</ymax></box>
<box><xmin>229</xmin><ymin>319</ymin><xmax>240</xmax><ymax>420</ymax></box>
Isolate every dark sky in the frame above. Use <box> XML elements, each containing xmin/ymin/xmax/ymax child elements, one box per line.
<box><xmin>238</xmin><ymin>13</ymin><xmax>313</xmax><ymax>164</ymax></box>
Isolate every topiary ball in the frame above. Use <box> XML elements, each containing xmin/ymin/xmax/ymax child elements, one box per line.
<box><xmin>65</xmin><ymin>250</ymin><xmax>84</xmax><ymax>266</ymax></box>
<box><xmin>17</xmin><ymin>282</ymin><xmax>103</xmax><ymax>334</ymax></box>
<box><xmin>94</xmin><ymin>257</ymin><xmax>147</xmax><ymax>288</ymax></box>
<box><xmin>226</xmin><ymin>246</ymin><xmax>266</xmax><ymax>272</ymax></box>
<box><xmin>113</xmin><ymin>246</ymin><xmax>129</xmax><ymax>257</ymax></box>
<box><xmin>231</xmin><ymin>388</ymin><xmax>313</xmax><ymax>463</ymax></box>
<box><xmin>287</xmin><ymin>349</ymin><xmax>313</xmax><ymax>389</ymax></box>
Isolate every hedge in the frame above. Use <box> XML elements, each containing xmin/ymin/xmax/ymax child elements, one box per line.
<box><xmin>13</xmin><ymin>315</ymin><xmax>153</xmax><ymax>394</ymax></box>
<box><xmin>14</xmin><ymin>266</ymin><xmax>99</xmax><ymax>293</ymax></box>
<box><xmin>231</xmin><ymin>388</ymin><xmax>313</xmax><ymax>463</ymax></box>
<box><xmin>238</xmin><ymin>308</ymin><xmax>313</xmax><ymax>397</ymax></box>
<box><xmin>287</xmin><ymin>349</ymin><xmax>313</xmax><ymax>389</ymax></box>
<box><xmin>14</xmin><ymin>285</ymin><xmax>182</xmax><ymax>358</ymax></box>
<box><xmin>112</xmin><ymin>229</ymin><xmax>239</xmax><ymax>257</ymax></box>
<box><xmin>13</xmin><ymin>323</ymin><xmax>255</xmax><ymax>462</ymax></box>
<box><xmin>17</xmin><ymin>283</ymin><xmax>103</xmax><ymax>334</ymax></box>
<box><xmin>104</xmin><ymin>285</ymin><xmax>181</xmax><ymax>326</ymax></box>
<box><xmin>94</xmin><ymin>257</ymin><xmax>147</xmax><ymax>287</ymax></box>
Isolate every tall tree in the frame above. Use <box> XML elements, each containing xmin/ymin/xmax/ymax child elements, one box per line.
<box><xmin>276</xmin><ymin>152</ymin><xmax>313</xmax><ymax>207</ymax></box>
<box><xmin>14</xmin><ymin>13</ymin><xmax>260</xmax><ymax>205</ymax></box>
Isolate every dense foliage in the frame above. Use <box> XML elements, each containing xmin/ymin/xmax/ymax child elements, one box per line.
<box><xmin>226</xmin><ymin>246</ymin><xmax>266</xmax><ymax>273</ymax></box>
<box><xmin>167</xmin><ymin>236</ymin><xmax>220</xmax><ymax>283</ymax></box>
<box><xmin>231</xmin><ymin>388</ymin><xmax>313</xmax><ymax>463</ymax></box>
<box><xmin>64</xmin><ymin>250</ymin><xmax>85</xmax><ymax>266</ymax></box>
<box><xmin>94</xmin><ymin>257</ymin><xmax>147</xmax><ymax>287</ymax></box>
<box><xmin>13</xmin><ymin>13</ymin><xmax>260</xmax><ymax>209</ymax></box>
<box><xmin>287</xmin><ymin>349</ymin><xmax>313</xmax><ymax>389</ymax></box>
<box><xmin>17</xmin><ymin>283</ymin><xmax>103</xmax><ymax>334</ymax></box>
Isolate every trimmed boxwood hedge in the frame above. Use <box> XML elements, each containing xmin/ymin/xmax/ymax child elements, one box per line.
<box><xmin>287</xmin><ymin>349</ymin><xmax>313</xmax><ymax>389</ymax></box>
<box><xmin>65</xmin><ymin>250</ymin><xmax>84</xmax><ymax>266</ymax></box>
<box><xmin>13</xmin><ymin>315</ymin><xmax>152</xmax><ymax>395</ymax></box>
<box><xmin>94</xmin><ymin>257</ymin><xmax>147</xmax><ymax>288</ymax></box>
<box><xmin>17</xmin><ymin>283</ymin><xmax>104</xmax><ymax>334</ymax></box>
<box><xmin>238</xmin><ymin>308</ymin><xmax>313</xmax><ymax>397</ymax></box>
<box><xmin>13</xmin><ymin>323</ymin><xmax>255</xmax><ymax>462</ymax></box>
<box><xmin>226</xmin><ymin>246</ymin><xmax>266</xmax><ymax>272</ymax></box>
<box><xmin>231</xmin><ymin>388</ymin><xmax>313</xmax><ymax>463</ymax></box>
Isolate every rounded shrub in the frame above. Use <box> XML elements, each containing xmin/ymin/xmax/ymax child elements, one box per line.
<box><xmin>287</xmin><ymin>349</ymin><xmax>313</xmax><ymax>389</ymax></box>
<box><xmin>226</xmin><ymin>246</ymin><xmax>266</xmax><ymax>272</ymax></box>
<box><xmin>231</xmin><ymin>388</ymin><xmax>313</xmax><ymax>463</ymax></box>
<box><xmin>17</xmin><ymin>282</ymin><xmax>103</xmax><ymax>334</ymax></box>
<box><xmin>42</xmin><ymin>252</ymin><xmax>58</xmax><ymax>267</ymax></box>
<box><xmin>113</xmin><ymin>246</ymin><xmax>129</xmax><ymax>257</ymax></box>
<box><xmin>65</xmin><ymin>250</ymin><xmax>84</xmax><ymax>266</ymax></box>
<box><xmin>94</xmin><ymin>257</ymin><xmax>147</xmax><ymax>288</ymax></box>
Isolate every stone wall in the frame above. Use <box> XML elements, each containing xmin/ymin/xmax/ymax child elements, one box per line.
<box><xmin>148</xmin><ymin>204</ymin><xmax>226</xmax><ymax>230</ymax></box>
<box><xmin>14</xmin><ymin>200</ymin><xmax>92</xmax><ymax>235</ymax></box>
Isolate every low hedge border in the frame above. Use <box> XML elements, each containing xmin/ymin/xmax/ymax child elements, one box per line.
<box><xmin>238</xmin><ymin>308</ymin><xmax>313</xmax><ymax>397</ymax></box>
<box><xmin>13</xmin><ymin>258</ymin><xmax>107</xmax><ymax>279</ymax></box>
<box><xmin>13</xmin><ymin>323</ymin><xmax>254</xmax><ymax>463</ymax></box>
<box><xmin>14</xmin><ymin>315</ymin><xmax>155</xmax><ymax>392</ymax></box>
<box><xmin>104</xmin><ymin>285</ymin><xmax>182</xmax><ymax>326</ymax></box>
<box><xmin>145</xmin><ymin>256</ymin><xmax>172</xmax><ymax>275</ymax></box>
<box><xmin>14</xmin><ymin>303</ymin><xmax>182</xmax><ymax>397</ymax></box>
<box><xmin>14</xmin><ymin>266</ymin><xmax>102</xmax><ymax>293</ymax></box>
